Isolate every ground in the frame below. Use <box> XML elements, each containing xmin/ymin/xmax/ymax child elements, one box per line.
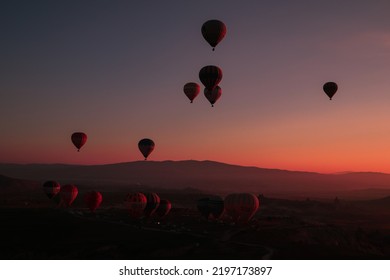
<box><xmin>1</xmin><ymin>196</ymin><xmax>389</xmax><ymax>259</ymax></box>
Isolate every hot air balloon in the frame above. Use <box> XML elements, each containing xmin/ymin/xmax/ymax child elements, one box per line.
<box><xmin>59</xmin><ymin>184</ymin><xmax>78</xmax><ymax>207</ymax></box>
<box><xmin>143</xmin><ymin>192</ymin><xmax>160</xmax><ymax>218</ymax></box>
<box><xmin>71</xmin><ymin>132</ymin><xmax>87</xmax><ymax>151</ymax></box>
<box><xmin>84</xmin><ymin>191</ymin><xmax>103</xmax><ymax>212</ymax></box>
<box><xmin>52</xmin><ymin>192</ymin><xmax>62</xmax><ymax>206</ymax></box>
<box><xmin>125</xmin><ymin>192</ymin><xmax>147</xmax><ymax>219</ymax></box>
<box><xmin>323</xmin><ymin>82</ymin><xmax>338</xmax><ymax>100</ymax></box>
<box><xmin>199</xmin><ymin>65</ymin><xmax>223</xmax><ymax>90</ymax></box>
<box><xmin>183</xmin><ymin>82</ymin><xmax>200</xmax><ymax>103</ymax></box>
<box><xmin>138</xmin><ymin>138</ymin><xmax>155</xmax><ymax>160</ymax></box>
<box><xmin>155</xmin><ymin>199</ymin><xmax>172</xmax><ymax>218</ymax></box>
<box><xmin>197</xmin><ymin>198</ymin><xmax>211</xmax><ymax>219</ymax></box>
<box><xmin>204</xmin><ymin>86</ymin><xmax>222</xmax><ymax>107</ymax></box>
<box><xmin>224</xmin><ymin>193</ymin><xmax>259</xmax><ymax>223</ymax></box>
<box><xmin>201</xmin><ymin>19</ymin><xmax>227</xmax><ymax>51</ymax></box>
<box><xmin>42</xmin><ymin>180</ymin><xmax>61</xmax><ymax>199</ymax></box>
<box><xmin>197</xmin><ymin>196</ymin><xmax>224</xmax><ymax>219</ymax></box>
<box><xmin>208</xmin><ymin>196</ymin><xmax>224</xmax><ymax>219</ymax></box>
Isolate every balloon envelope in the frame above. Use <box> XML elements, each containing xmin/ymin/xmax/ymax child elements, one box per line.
<box><xmin>323</xmin><ymin>82</ymin><xmax>338</xmax><ymax>100</ymax></box>
<box><xmin>59</xmin><ymin>184</ymin><xmax>78</xmax><ymax>207</ymax></box>
<box><xmin>199</xmin><ymin>65</ymin><xmax>222</xmax><ymax>90</ymax></box>
<box><xmin>197</xmin><ymin>196</ymin><xmax>224</xmax><ymax>219</ymax></box>
<box><xmin>204</xmin><ymin>86</ymin><xmax>222</xmax><ymax>107</ymax></box>
<box><xmin>71</xmin><ymin>132</ymin><xmax>87</xmax><ymax>151</ymax></box>
<box><xmin>201</xmin><ymin>19</ymin><xmax>227</xmax><ymax>50</ymax></box>
<box><xmin>208</xmin><ymin>196</ymin><xmax>224</xmax><ymax>219</ymax></box>
<box><xmin>143</xmin><ymin>192</ymin><xmax>160</xmax><ymax>218</ymax></box>
<box><xmin>84</xmin><ymin>191</ymin><xmax>103</xmax><ymax>212</ymax></box>
<box><xmin>197</xmin><ymin>198</ymin><xmax>211</xmax><ymax>219</ymax></box>
<box><xmin>138</xmin><ymin>138</ymin><xmax>155</xmax><ymax>160</ymax></box>
<box><xmin>125</xmin><ymin>192</ymin><xmax>147</xmax><ymax>219</ymax></box>
<box><xmin>183</xmin><ymin>82</ymin><xmax>200</xmax><ymax>103</ymax></box>
<box><xmin>42</xmin><ymin>180</ymin><xmax>61</xmax><ymax>199</ymax></box>
<box><xmin>224</xmin><ymin>193</ymin><xmax>259</xmax><ymax>223</ymax></box>
<box><xmin>155</xmin><ymin>199</ymin><xmax>172</xmax><ymax>218</ymax></box>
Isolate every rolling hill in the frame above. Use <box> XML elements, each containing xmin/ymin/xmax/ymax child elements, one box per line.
<box><xmin>1</xmin><ymin>160</ymin><xmax>390</xmax><ymax>198</ymax></box>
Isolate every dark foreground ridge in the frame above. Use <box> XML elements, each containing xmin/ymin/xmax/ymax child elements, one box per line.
<box><xmin>1</xmin><ymin>195</ymin><xmax>390</xmax><ymax>260</ymax></box>
<box><xmin>1</xmin><ymin>171</ymin><xmax>390</xmax><ymax>259</ymax></box>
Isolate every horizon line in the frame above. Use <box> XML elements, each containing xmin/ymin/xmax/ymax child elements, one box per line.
<box><xmin>1</xmin><ymin>159</ymin><xmax>389</xmax><ymax>176</ymax></box>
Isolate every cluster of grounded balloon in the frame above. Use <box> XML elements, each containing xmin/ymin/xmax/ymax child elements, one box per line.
<box><xmin>197</xmin><ymin>193</ymin><xmax>259</xmax><ymax>224</ymax></box>
<box><xmin>42</xmin><ymin>182</ymin><xmax>174</xmax><ymax>221</ymax></box>
<box><xmin>183</xmin><ymin>19</ymin><xmax>226</xmax><ymax>107</ymax></box>
<box><xmin>43</xmin><ymin>181</ymin><xmax>103</xmax><ymax>212</ymax></box>
<box><xmin>124</xmin><ymin>192</ymin><xmax>172</xmax><ymax>220</ymax></box>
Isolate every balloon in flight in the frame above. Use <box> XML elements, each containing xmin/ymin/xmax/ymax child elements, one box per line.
<box><xmin>71</xmin><ymin>132</ymin><xmax>87</xmax><ymax>152</ymax></box>
<box><xmin>204</xmin><ymin>86</ymin><xmax>222</xmax><ymax>107</ymax></box>
<box><xmin>199</xmin><ymin>65</ymin><xmax>223</xmax><ymax>90</ymax></box>
<box><xmin>323</xmin><ymin>82</ymin><xmax>338</xmax><ymax>100</ymax></box>
<box><xmin>201</xmin><ymin>19</ymin><xmax>227</xmax><ymax>51</ymax></box>
<box><xmin>138</xmin><ymin>138</ymin><xmax>155</xmax><ymax>160</ymax></box>
<box><xmin>183</xmin><ymin>82</ymin><xmax>200</xmax><ymax>103</ymax></box>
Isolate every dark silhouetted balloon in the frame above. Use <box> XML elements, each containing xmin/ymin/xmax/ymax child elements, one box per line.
<box><xmin>208</xmin><ymin>196</ymin><xmax>224</xmax><ymax>219</ymax></box>
<box><xmin>84</xmin><ymin>191</ymin><xmax>103</xmax><ymax>212</ymax></box>
<box><xmin>42</xmin><ymin>180</ymin><xmax>61</xmax><ymax>199</ymax></box>
<box><xmin>125</xmin><ymin>192</ymin><xmax>147</xmax><ymax>219</ymax></box>
<box><xmin>199</xmin><ymin>65</ymin><xmax>222</xmax><ymax>90</ymax></box>
<box><xmin>197</xmin><ymin>196</ymin><xmax>224</xmax><ymax>219</ymax></box>
<box><xmin>143</xmin><ymin>192</ymin><xmax>160</xmax><ymax>218</ymax></box>
<box><xmin>204</xmin><ymin>86</ymin><xmax>222</xmax><ymax>107</ymax></box>
<box><xmin>71</xmin><ymin>132</ymin><xmax>87</xmax><ymax>151</ymax></box>
<box><xmin>224</xmin><ymin>193</ymin><xmax>259</xmax><ymax>223</ymax></box>
<box><xmin>52</xmin><ymin>192</ymin><xmax>62</xmax><ymax>206</ymax></box>
<box><xmin>138</xmin><ymin>138</ymin><xmax>155</xmax><ymax>160</ymax></box>
<box><xmin>197</xmin><ymin>198</ymin><xmax>211</xmax><ymax>219</ymax></box>
<box><xmin>183</xmin><ymin>82</ymin><xmax>200</xmax><ymax>103</ymax></box>
<box><xmin>59</xmin><ymin>184</ymin><xmax>78</xmax><ymax>207</ymax></box>
<box><xmin>201</xmin><ymin>19</ymin><xmax>227</xmax><ymax>51</ymax></box>
<box><xmin>323</xmin><ymin>82</ymin><xmax>338</xmax><ymax>100</ymax></box>
<box><xmin>155</xmin><ymin>199</ymin><xmax>172</xmax><ymax>218</ymax></box>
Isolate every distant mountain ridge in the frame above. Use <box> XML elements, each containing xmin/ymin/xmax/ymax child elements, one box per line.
<box><xmin>1</xmin><ymin>160</ymin><xmax>390</xmax><ymax>197</ymax></box>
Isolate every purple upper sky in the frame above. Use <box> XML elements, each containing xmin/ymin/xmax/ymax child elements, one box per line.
<box><xmin>2</xmin><ymin>1</ymin><xmax>390</xmax><ymax>173</ymax></box>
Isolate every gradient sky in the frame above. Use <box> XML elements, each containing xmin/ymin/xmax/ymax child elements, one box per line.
<box><xmin>2</xmin><ymin>0</ymin><xmax>390</xmax><ymax>173</ymax></box>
